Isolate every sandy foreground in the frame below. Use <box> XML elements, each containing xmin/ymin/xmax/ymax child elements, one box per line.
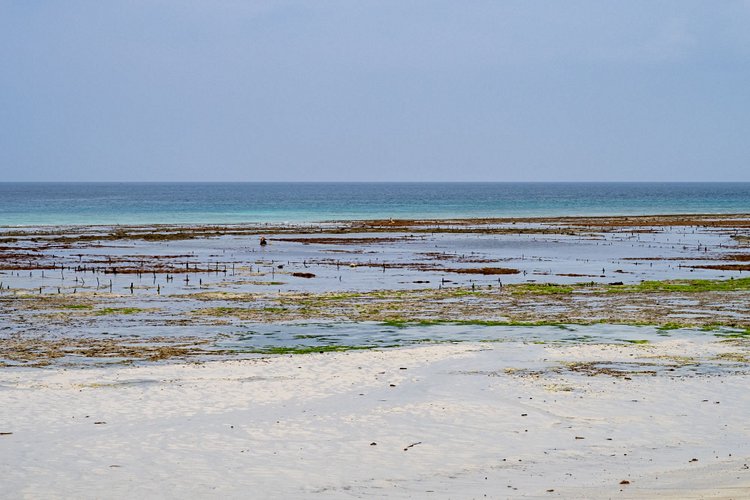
<box><xmin>2</xmin><ymin>339</ymin><xmax>750</xmax><ymax>499</ymax></box>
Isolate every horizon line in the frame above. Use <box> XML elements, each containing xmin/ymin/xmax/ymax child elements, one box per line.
<box><xmin>2</xmin><ymin>180</ymin><xmax>749</xmax><ymax>184</ymax></box>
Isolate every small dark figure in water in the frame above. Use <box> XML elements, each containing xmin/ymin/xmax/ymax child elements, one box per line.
<box><xmin>260</xmin><ymin>236</ymin><xmax>267</xmax><ymax>246</ymax></box>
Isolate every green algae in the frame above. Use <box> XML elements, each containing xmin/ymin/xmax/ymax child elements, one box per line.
<box><xmin>714</xmin><ymin>329</ymin><xmax>750</xmax><ymax>338</ymax></box>
<box><xmin>511</xmin><ymin>283</ymin><xmax>575</xmax><ymax>295</ymax></box>
<box><xmin>656</xmin><ymin>323</ymin><xmax>687</xmax><ymax>331</ymax></box>
<box><xmin>380</xmin><ymin>319</ymin><xmax>572</xmax><ymax>328</ymax></box>
<box><xmin>94</xmin><ymin>307</ymin><xmax>146</xmax><ymax>315</ymax></box>
<box><xmin>507</xmin><ymin>277</ymin><xmax>750</xmax><ymax>295</ymax></box>
<box><xmin>376</xmin><ymin>317</ymin><xmax>747</xmax><ymax>333</ymax></box>
<box><xmin>605</xmin><ymin>277</ymin><xmax>750</xmax><ymax>294</ymax></box>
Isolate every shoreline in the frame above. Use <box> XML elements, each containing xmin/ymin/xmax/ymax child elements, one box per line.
<box><xmin>2</xmin><ymin>212</ymin><xmax>750</xmax><ymax>232</ymax></box>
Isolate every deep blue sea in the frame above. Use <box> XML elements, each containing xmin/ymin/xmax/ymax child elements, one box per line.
<box><xmin>0</xmin><ymin>182</ymin><xmax>748</xmax><ymax>226</ymax></box>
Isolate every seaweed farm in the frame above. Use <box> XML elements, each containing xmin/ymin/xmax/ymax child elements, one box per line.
<box><xmin>2</xmin><ymin>214</ymin><xmax>749</xmax><ymax>366</ymax></box>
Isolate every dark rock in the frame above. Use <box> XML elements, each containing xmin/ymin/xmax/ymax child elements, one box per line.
<box><xmin>292</xmin><ymin>272</ymin><xmax>316</xmax><ymax>278</ymax></box>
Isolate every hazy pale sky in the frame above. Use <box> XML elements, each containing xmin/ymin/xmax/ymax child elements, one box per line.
<box><xmin>1</xmin><ymin>1</ymin><xmax>749</xmax><ymax>182</ymax></box>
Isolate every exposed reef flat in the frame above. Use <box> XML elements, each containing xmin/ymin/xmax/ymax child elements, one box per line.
<box><xmin>4</xmin><ymin>278</ymin><xmax>750</xmax><ymax>366</ymax></box>
<box><xmin>1</xmin><ymin>214</ymin><xmax>749</xmax><ymax>365</ymax></box>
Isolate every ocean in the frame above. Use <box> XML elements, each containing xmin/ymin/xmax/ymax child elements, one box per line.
<box><xmin>0</xmin><ymin>182</ymin><xmax>748</xmax><ymax>226</ymax></box>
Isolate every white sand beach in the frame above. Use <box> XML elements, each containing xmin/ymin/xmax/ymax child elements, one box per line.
<box><xmin>3</xmin><ymin>338</ymin><xmax>750</xmax><ymax>499</ymax></box>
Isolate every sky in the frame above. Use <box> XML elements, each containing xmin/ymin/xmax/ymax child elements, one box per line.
<box><xmin>1</xmin><ymin>1</ymin><xmax>749</xmax><ymax>182</ymax></box>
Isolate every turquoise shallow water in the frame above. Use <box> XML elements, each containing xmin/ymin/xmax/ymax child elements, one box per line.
<box><xmin>1</xmin><ymin>182</ymin><xmax>748</xmax><ymax>226</ymax></box>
